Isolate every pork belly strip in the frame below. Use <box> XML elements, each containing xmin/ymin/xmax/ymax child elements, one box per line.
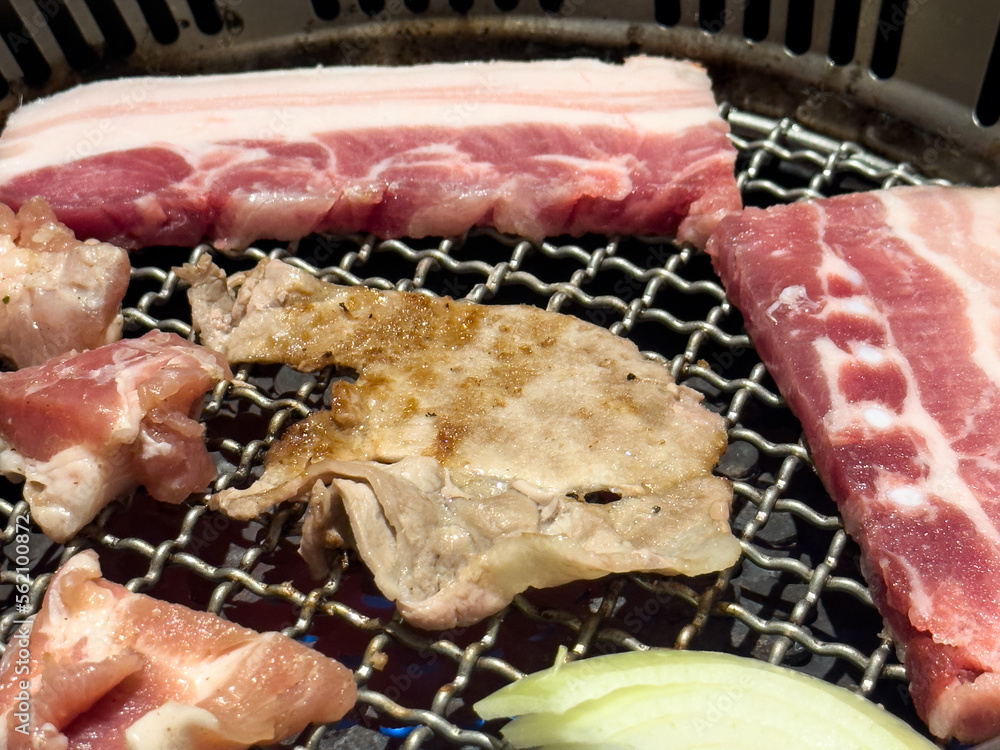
<box><xmin>0</xmin><ymin>57</ymin><xmax>740</xmax><ymax>250</ymax></box>
<box><xmin>706</xmin><ymin>185</ymin><xmax>1000</xmax><ymax>743</ymax></box>
<box><xmin>0</xmin><ymin>331</ymin><xmax>231</xmax><ymax>542</ymax></box>
<box><xmin>0</xmin><ymin>550</ymin><xmax>356</xmax><ymax>749</ymax></box>
<box><xmin>0</xmin><ymin>196</ymin><xmax>128</xmax><ymax>368</ymax></box>
<box><xmin>179</xmin><ymin>257</ymin><xmax>740</xmax><ymax>629</ymax></box>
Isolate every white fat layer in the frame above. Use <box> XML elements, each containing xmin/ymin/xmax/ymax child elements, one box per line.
<box><xmin>125</xmin><ymin>702</ymin><xmax>221</xmax><ymax>750</ymax></box>
<box><xmin>835</xmin><ymin>296</ymin><xmax>878</xmax><ymax>316</ymax></box>
<box><xmin>880</xmin><ymin>189</ymin><xmax>1000</xmax><ymax>387</ymax></box>
<box><xmin>813</xmin><ymin>325</ymin><xmax>1000</xmax><ymax>551</ymax></box>
<box><xmin>39</xmin><ymin>555</ymin><xmax>118</xmax><ymax>660</ymax></box>
<box><xmin>856</xmin><ymin>344</ymin><xmax>886</xmax><ymax>365</ymax></box>
<box><xmin>138</xmin><ymin>430</ymin><xmax>173</xmax><ymax>460</ymax></box>
<box><xmin>886</xmin><ymin>553</ymin><xmax>933</xmax><ymax>626</ymax></box>
<box><xmin>0</xmin><ymin>58</ymin><xmax>721</xmax><ymax>178</ymax></box>
<box><xmin>862</xmin><ymin>406</ymin><xmax>894</xmax><ymax>430</ymax></box>
<box><xmin>886</xmin><ymin>486</ymin><xmax>926</xmax><ymax>508</ymax></box>
<box><xmin>803</xmin><ymin>195</ymin><xmax>1000</xmax><ymax>548</ymax></box>
<box><xmin>0</xmin><ymin>442</ymin><xmax>133</xmax><ymax>543</ymax></box>
<box><xmin>181</xmin><ymin>634</ymin><xmax>256</xmax><ymax>702</ymax></box>
<box><xmin>817</xmin><ymin>247</ymin><xmax>866</xmax><ymax>288</ymax></box>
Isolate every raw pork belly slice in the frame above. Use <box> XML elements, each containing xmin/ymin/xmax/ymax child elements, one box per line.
<box><xmin>0</xmin><ymin>330</ymin><xmax>231</xmax><ymax>542</ymax></box>
<box><xmin>0</xmin><ymin>57</ymin><xmax>740</xmax><ymax>250</ymax></box>
<box><xmin>0</xmin><ymin>550</ymin><xmax>356</xmax><ymax>749</ymax></box>
<box><xmin>179</xmin><ymin>257</ymin><xmax>740</xmax><ymax>629</ymax></box>
<box><xmin>706</xmin><ymin>185</ymin><xmax>1000</xmax><ymax>743</ymax></box>
<box><xmin>0</xmin><ymin>196</ymin><xmax>129</xmax><ymax>368</ymax></box>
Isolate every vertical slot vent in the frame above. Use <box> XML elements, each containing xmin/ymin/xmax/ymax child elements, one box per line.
<box><xmin>310</xmin><ymin>0</ymin><xmax>340</xmax><ymax>20</ymax></box>
<box><xmin>34</xmin><ymin>0</ymin><xmax>97</xmax><ymax>70</ymax></box>
<box><xmin>185</xmin><ymin>0</ymin><xmax>222</xmax><ymax>35</ymax></box>
<box><xmin>655</xmin><ymin>0</ymin><xmax>680</xmax><ymax>27</ymax></box>
<box><xmin>135</xmin><ymin>0</ymin><xmax>179</xmax><ymax>44</ymax></box>
<box><xmin>743</xmin><ymin>0</ymin><xmax>769</xmax><ymax>41</ymax></box>
<box><xmin>0</xmin><ymin>3</ymin><xmax>51</xmax><ymax>85</ymax></box>
<box><xmin>976</xmin><ymin>19</ymin><xmax>1000</xmax><ymax>126</ymax></box>
<box><xmin>699</xmin><ymin>0</ymin><xmax>725</xmax><ymax>33</ymax></box>
<box><xmin>870</xmin><ymin>0</ymin><xmax>907</xmax><ymax>79</ymax></box>
<box><xmin>828</xmin><ymin>0</ymin><xmax>860</xmax><ymax>64</ymax></box>
<box><xmin>357</xmin><ymin>0</ymin><xmax>384</xmax><ymax>17</ymax></box>
<box><xmin>83</xmin><ymin>0</ymin><xmax>135</xmax><ymax>58</ymax></box>
<box><xmin>785</xmin><ymin>0</ymin><xmax>813</xmax><ymax>55</ymax></box>
<box><xmin>405</xmin><ymin>0</ymin><xmax>429</xmax><ymax>11</ymax></box>
<box><xmin>494</xmin><ymin>0</ymin><xmax>518</xmax><ymax>9</ymax></box>
<box><xmin>450</xmin><ymin>0</ymin><xmax>474</xmax><ymax>11</ymax></box>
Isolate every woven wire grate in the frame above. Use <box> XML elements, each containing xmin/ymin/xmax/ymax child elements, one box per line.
<box><xmin>0</xmin><ymin>106</ymin><xmax>942</xmax><ymax>748</ymax></box>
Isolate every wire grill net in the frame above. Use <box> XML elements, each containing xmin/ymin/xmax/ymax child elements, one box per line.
<box><xmin>0</xmin><ymin>106</ymin><xmax>940</xmax><ymax>748</ymax></box>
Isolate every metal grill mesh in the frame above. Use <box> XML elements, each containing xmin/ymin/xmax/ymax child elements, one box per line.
<box><xmin>0</xmin><ymin>106</ymin><xmax>940</xmax><ymax>748</ymax></box>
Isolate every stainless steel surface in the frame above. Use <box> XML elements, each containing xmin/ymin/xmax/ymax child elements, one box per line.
<box><xmin>0</xmin><ymin>106</ymin><xmax>943</xmax><ymax>748</ymax></box>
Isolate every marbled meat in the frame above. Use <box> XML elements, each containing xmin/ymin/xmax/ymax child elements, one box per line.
<box><xmin>0</xmin><ymin>550</ymin><xmax>356</xmax><ymax>749</ymax></box>
<box><xmin>0</xmin><ymin>57</ymin><xmax>740</xmax><ymax>250</ymax></box>
<box><xmin>0</xmin><ymin>330</ymin><xmax>231</xmax><ymax>542</ymax></box>
<box><xmin>0</xmin><ymin>196</ymin><xmax>128</xmax><ymax>368</ymax></box>
<box><xmin>179</xmin><ymin>256</ymin><xmax>740</xmax><ymax>629</ymax></box>
<box><xmin>706</xmin><ymin>185</ymin><xmax>1000</xmax><ymax>743</ymax></box>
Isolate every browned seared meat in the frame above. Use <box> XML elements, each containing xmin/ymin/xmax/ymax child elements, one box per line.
<box><xmin>181</xmin><ymin>256</ymin><xmax>739</xmax><ymax>629</ymax></box>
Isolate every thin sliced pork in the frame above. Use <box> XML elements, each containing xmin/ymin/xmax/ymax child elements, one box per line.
<box><xmin>706</xmin><ymin>185</ymin><xmax>1000</xmax><ymax>743</ymax></box>
<box><xmin>179</xmin><ymin>257</ymin><xmax>740</xmax><ymax>629</ymax></box>
<box><xmin>0</xmin><ymin>550</ymin><xmax>356</xmax><ymax>749</ymax></box>
<box><xmin>0</xmin><ymin>57</ymin><xmax>740</xmax><ymax>250</ymax></box>
<box><xmin>0</xmin><ymin>330</ymin><xmax>231</xmax><ymax>542</ymax></box>
<box><xmin>0</xmin><ymin>196</ymin><xmax>128</xmax><ymax>368</ymax></box>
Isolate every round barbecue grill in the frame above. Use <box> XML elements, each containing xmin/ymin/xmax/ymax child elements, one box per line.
<box><xmin>0</xmin><ymin>2</ymin><xmax>997</xmax><ymax>748</ymax></box>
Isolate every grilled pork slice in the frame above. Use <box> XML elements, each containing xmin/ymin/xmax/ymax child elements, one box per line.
<box><xmin>0</xmin><ymin>196</ymin><xmax>128</xmax><ymax>368</ymax></box>
<box><xmin>0</xmin><ymin>331</ymin><xmax>231</xmax><ymax>542</ymax></box>
<box><xmin>0</xmin><ymin>57</ymin><xmax>740</xmax><ymax>250</ymax></box>
<box><xmin>706</xmin><ymin>185</ymin><xmax>1000</xmax><ymax>744</ymax></box>
<box><xmin>180</xmin><ymin>257</ymin><xmax>740</xmax><ymax>629</ymax></box>
<box><xmin>0</xmin><ymin>550</ymin><xmax>356</xmax><ymax>749</ymax></box>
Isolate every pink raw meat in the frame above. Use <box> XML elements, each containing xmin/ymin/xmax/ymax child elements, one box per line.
<box><xmin>0</xmin><ymin>330</ymin><xmax>231</xmax><ymax>542</ymax></box>
<box><xmin>0</xmin><ymin>550</ymin><xmax>356</xmax><ymax>749</ymax></box>
<box><xmin>0</xmin><ymin>57</ymin><xmax>740</xmax><ymax>250</ymax></box>
<box><xmin>0</xmin><ymin>195</ymin><xmax>129</xmax><ymax>368</ymax></box>
<box><xmin>706</xmin><ymin>185</ymin><xmax>1000</xmax><ymax>743</ymax></box>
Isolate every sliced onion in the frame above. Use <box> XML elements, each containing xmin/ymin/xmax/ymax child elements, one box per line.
<box><xmin>474</xmin><ymin>649</ymin><xmax>938</xmax><ymax>750</ymax></box>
